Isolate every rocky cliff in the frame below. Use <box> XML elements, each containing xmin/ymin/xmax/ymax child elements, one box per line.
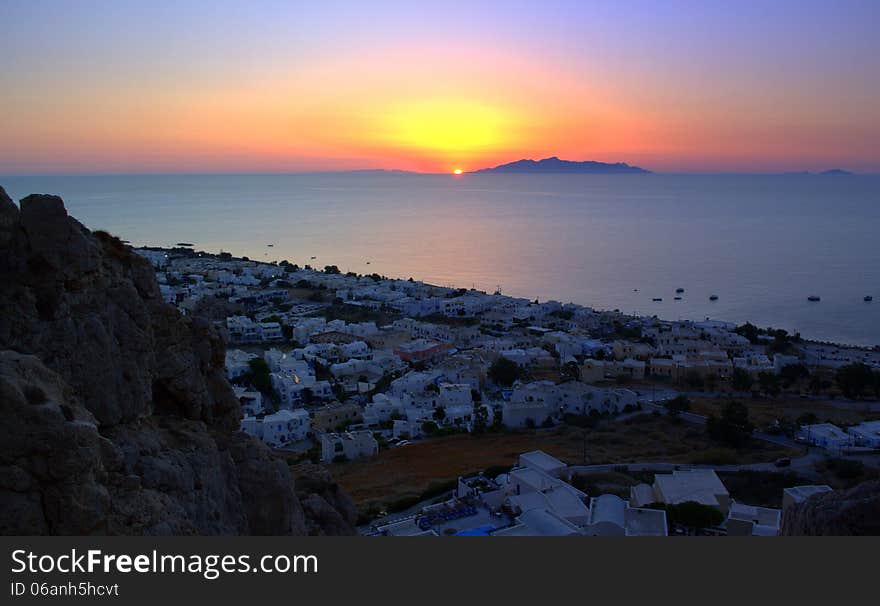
<box><xmin>780</xmin><ymin>480</ymin><xmax>880</xmax><ymax>536</ymax></box>
<box><xmin>0</xmin><ymin>187</ymin><xmax>356</xmax><ymax>535</ymax></box>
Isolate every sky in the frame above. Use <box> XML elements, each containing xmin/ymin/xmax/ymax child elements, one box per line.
<box><xmin>1</xmin><ymin>0</ymin><xmax>879</xmax><ymax>175</ymax></box>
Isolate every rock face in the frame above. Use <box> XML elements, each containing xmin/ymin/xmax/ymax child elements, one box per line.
<box><xmin>0</xmin><ymin>187</ymin><xmax>355</xmax><ymax>535</ymax></box>
<box><xmin>780</xmin><ymin>481</ymin><xmax>880</xmax><ymax>536</ymax></box>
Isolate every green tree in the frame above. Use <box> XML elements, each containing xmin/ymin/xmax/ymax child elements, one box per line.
<box><xmin>836</xmin><ymin>363</ymin><xmax>874</xmax><ymax>399</ymax></box>
<box><xmin>472</xmin><ymin>403</ymin><xmax>489</xmax><ymax>434</ymax></box>
<box><xmin>757</xmin><ymin>372</ymin><xmax>781</xmax><ymax>396</ymax></box>
<box><xmin>734</xmin><ymin>322</ymin><xmax>761</xmax><ymax>344</ymax></box>
<box><xmin>667</xmin><ymin>501</ymin><xmax>724</xmax><ymax>530</ymax></box>
<box><xmin>488</xmin><ymin>357</ymin><xmax>522</xmax><ymax>387</ymax></box>
<box><xmin>707</xmin><ymin>401</ymin><xmax>754</xmax><ymax>447</ymax></box>
<box><xmin>245</xmin><ymin>358</ymin><xmax>273</xmax><ymax>395</ymax></box>
<box><xmin>561</xmin><ymin>361</ymin><xmax>581</xmax><ymax>382</ymax></box>
<box><xmin>779</xmin><ymin>363</ymin><xmax>809</xmax><ymax>388</ymax></box>
<box><xmin>664</xmin><ymin>395</ymin><xmax>691</xmax><ymax>418</ymax></box>
<box><xmin>731</xmin><ymin>368</ymin><xmax>753</xmax><ymax>392</ymax></box>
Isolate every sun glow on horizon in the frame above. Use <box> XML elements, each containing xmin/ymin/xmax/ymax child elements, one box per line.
<box><xmin>1</xmin><ymin>3</ymin><xmax>878</xmax><ymax>174</ymax></box>
<box><xmin>453</xmin><ymin>168</ymin><xmax>463</xmax><ymax>175</ymax></box>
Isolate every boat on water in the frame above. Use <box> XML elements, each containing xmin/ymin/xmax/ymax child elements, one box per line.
<box><xmin>674</xmin><ymin>296</ymin><xmax>682</xmax><ymax>300</ymax></box>
<box><xmin>652</xmin><ymin>297</ymin><xmax>663</xmax><ymax>302</ymax></box>
<box><xmin>675</xmin><ymin>288</ymin><xmax>685</xmax><ymax>293</ymax></box>
<box><xmin>807</xmin><ymin>295</ymin><xmax>821</xmax><ymax>302</ymax></box>
<box><xmin>865</xmin><ymin>296</ymin><xmax>873</xmax><ymax>302</ymax></box>
<box><xmin>709</xmin><ymin>295</ymin><xmax>719</xmax><ymax>301</ymax></box>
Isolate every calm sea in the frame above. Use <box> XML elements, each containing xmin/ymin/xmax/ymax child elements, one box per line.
<box><xmin>3</xmin><ymin>173</ymin><xmax>879</xmax><ymax>346</ymax></box>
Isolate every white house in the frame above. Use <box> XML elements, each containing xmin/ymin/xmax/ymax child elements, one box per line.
<box><xmin>226</xmin><ymin>316</ymin><xmax>261</xmax><ymax>343</ymax></box>
<box><xmin>847</xmin><ymin>420</ymin><xmax>880</xmax><ymax>448</ymax></box>
<box><xmin>320</xmin><ymin>431</ymin><xmax>379</xmax><ymax>462</ymax></box>
<box><xmin>225</xmin><ymin>349</ymin><xmax>258</xmax><ymax>379</ymax></box>
<box><xmin>798</xmin><ymin>423</ymin><xmax>854</xmax><ymax>454</ymax></box>
<box><xmin>583</xmin><ymin>494</ymin><xmax>668</xmax><ymax>536</ymax></box>
<box><xmin>632</xmin><ymin>469</ymin><xmax>731</xmax><ymax>514</ymax></box>
<box><xmin>264</xmin><ymin>348</ymin><xmax>313</xmax><ymax>376</ymax></box>
<box><xmin>518</xmin><ymin>450</ymin><xmax>567</xmax><ymax>477</ymax></box>
<box><xmin>241</xmin><ymin>409</ymin><xmax>310</xmax><ymax>447</ymax></box>
<box><xmin>259</xmin><ymin>321</ymin><xmax>284</xmax><ymax>341</ymax></box>
<box><xmin>363</xmin><ymin>393</ymin><xmax>404</xmax><ymax>426</ymax></box>
<box><xmin>725</xmin><ymin>502</ymin><xmax>781</xmax><ymax>536</ymax></box>
<box><xmin>233</xmin><ymin>385</ymin><xmax>263</xmax><ymax>415</ymax></box>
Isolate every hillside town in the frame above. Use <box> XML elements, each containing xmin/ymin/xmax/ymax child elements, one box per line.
<box><xmin>136</xmin><ymin>246</ymin><xmax>880</xmax><ymax>535</ymax></box>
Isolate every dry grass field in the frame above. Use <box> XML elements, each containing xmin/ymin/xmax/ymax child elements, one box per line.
<box><xmin>329</xmin><ymin>414</ymin><xmax>799</xmax><ymax>508</ymax></box>
<box><xmin>689</xmin><ymin>396</ymin><xmax>879</xmax><ymax>428</ymax></box>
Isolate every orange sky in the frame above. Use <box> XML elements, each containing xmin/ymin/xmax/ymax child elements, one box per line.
<box><xmin>2</xmin><ymin>1</ymin><xmax>878</xmax><ymax>174</ymax></box>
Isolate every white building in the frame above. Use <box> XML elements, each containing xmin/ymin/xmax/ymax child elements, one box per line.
<box><xmin>259</xmin><ymin>321</ymin><xmax>284</xmax><ymax>341</ymax></box>
<box><xmin>726</xmin><ymin>503</ymin><xmax>781</xmax><ymax>536</ymax></box>
<box><xmin>782</xmin><ymin>485</ymin><xmax>833</xmax><ymax>510</ymax></box>
<box><xmin>225</xmin><ymin>349</ymin><xmax>258</xmax><ymax>379</ymax></box>
<box><xmin>363</xmin><ymin>393</ymin><xmax>404</xmax><ymax>426</ymax></box>
<box><xmin>632</xmin><ymin>469</ymin><xmax>731</xmax><ymax>514</ymax></box>
<box><xmin>583</xmin><ymin>494</ymin><xmax>668</xmax><ymax>536</ymax></box>
<box><xmin>798</xmin><ymin>423</ymin><xmax>854</xmax><ymax>454</ymax></box>
<box><xmin>264</xmin><ymin>348</ymin><xmax>312</xmax><ymax>376</ymax></box>
<box><xmin>241</xmin><ymin>409</ymin><xmax>310</xmax><ymax>447</ymax></box>
<box><xmin>847</xmin><ymin>420</ymin><xmax>880</xmax><ymax>448</ymax></box>
<box><xmin>271</xmin><ymin>373</ymin><xmax>333</xmax><ymax>407</ymax></box>
<box><xmin>518</xmin><ymin>450</ymin><xmax>567</xmax><ymax>477</ymax></box>
<box><xmin>226</xmin><ymin>316</ymin><xmax>261</xmax><ymax>343</ymax></box>
<box><xmin>233</xmin><ymin>385</ymin><xmax>263</xmax><ymax>415</ymax></box>
<box><xmin>320</xmin><ymin>431</ymin><xmax>379</xmax><ymax>462</ymax></box>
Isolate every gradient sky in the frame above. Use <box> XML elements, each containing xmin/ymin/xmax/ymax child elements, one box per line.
<box><xmin>2</xmin><ymin>0</ymin><xmax>879</xmax><ymax>174</ymax></box>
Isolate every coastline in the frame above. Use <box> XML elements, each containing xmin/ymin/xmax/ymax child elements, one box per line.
<box><xmin>141</xmin><ymin>244</ymin><xmax>880</xmax><ymax>352</ymax></box>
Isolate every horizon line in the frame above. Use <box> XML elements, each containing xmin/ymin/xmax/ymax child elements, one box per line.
<box><xmin>1</xmin><ymin>168</ymin><xmax>875</xmax><ymax>179</ymax></box>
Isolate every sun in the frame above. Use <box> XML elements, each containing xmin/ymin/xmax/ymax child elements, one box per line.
<box><xmin>453</xmin><ymin>168</ymin><xmax>463</xmax><ymax>175</ymax></box>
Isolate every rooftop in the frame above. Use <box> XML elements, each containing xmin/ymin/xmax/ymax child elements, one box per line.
<box><xmin>654</xmin><ymin>470</ymin><xmax>729</xmax><ymax>507</ymax></box>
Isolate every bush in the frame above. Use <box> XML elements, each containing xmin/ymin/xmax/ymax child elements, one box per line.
<box><xmin>826</xmin><ymin>457</ymin><xmax>864</xmax><ymax>480</ymax></box>
<box><xmin>483</xmin><ymin>464</ymin><xmax>512</xmax><ymax>478</ymax></box>
<box><xmin>664</xmin><ymin>395</ymin><xmax>691</xmax><ymax>417</ymax></box>
<box><xmin>386</xmin><ymin>494</ymin><xmax>423</xmax><ymax>513</ymax></box>
<box><xmin>421</xmin><ymin>479</ymin><xmax>457</xmax><ymax>500</ymax></box>
<box><xmin>668</xmin><ymin>501</ymin><xmax>724</xmax><ymax>529</ymax></box>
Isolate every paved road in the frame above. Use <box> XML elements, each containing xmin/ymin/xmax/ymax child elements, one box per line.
<box><xmin>567</xmin><ymin>451</ymin><xmax>822</xmax><ymax>477</ymax></box>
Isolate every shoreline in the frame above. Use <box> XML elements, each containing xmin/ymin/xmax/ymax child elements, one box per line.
<box><xmin>140</xmin><ymin>244</ymin><xmax>880</xmax><ymax>352</ymax></box>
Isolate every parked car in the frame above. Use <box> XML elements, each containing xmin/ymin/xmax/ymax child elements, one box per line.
<box><xmin>774</xmin><ymin>457</ymin><xmax>792</xmax><ymax>468</ymax></box>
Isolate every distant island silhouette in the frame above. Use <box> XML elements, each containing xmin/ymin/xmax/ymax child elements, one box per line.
<box><xmin>471</xmin><ymin>156</ymin><xmax>651</xmax><ymax>174</ymax></box>
<box><xmin>819</xmin><ymin>168</ymin><xmax>853</xmax><ymax>176</ymax></box>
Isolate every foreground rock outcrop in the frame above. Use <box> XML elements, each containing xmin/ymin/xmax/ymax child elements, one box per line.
<box><xmin>780</xmin><ymin>480</ymin><xmax>880</xmax><ymax>536</ymax></box>
<box><xmin>0</xmin><ymin>187</ymin><xmax>356</xmax><ymax>535</ymax></box>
